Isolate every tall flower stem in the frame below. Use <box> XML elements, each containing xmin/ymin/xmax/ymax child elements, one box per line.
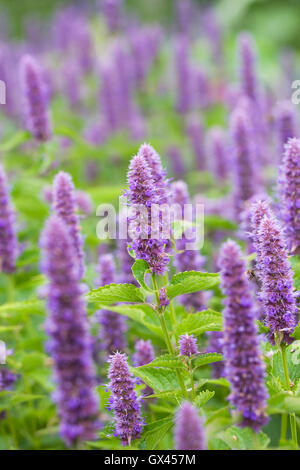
<box><xmin>151</xmin><ymin>273</ymin><xmax>188</xmax><ymax>399</ymax></box>
<box><xmin>163</xmin><ymin>272</ymin><xmax>177</xmax><ymax>339</ymax></box>
<box><xmin>280</xmin><ymin>345</ymin><xmax>298</xmax><ymax>448</ymax></box>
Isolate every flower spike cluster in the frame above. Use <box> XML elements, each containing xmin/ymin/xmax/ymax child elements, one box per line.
<box><xmin>174</xmin><ymin>402</ymin><xmax>206</xmax><ymax>450</ymax></box>
<box><xmin>40</xmin><ymin>215</ymin><xmax>99</xmax><ymax>447</ymax></box>
<box><xmin>108</xmin><ymin>352</ymin><xmax>144</xmax><ymax>445</ymax></box>
<box><xmin>256</xmin><ymin>211</ymin><xmax>298</xmax><ymax>345</ymax></box>
<box><xmin>278</xmin><ymin>138</ymin><xmax>300</xmax><ymax>254</ymax></box>
<box><xmin>219</xmin><ymin>239</ymin><xmax>268</xmax><ymax>431</ymax></box>
<box><xmin>52</xmin><ymin>171</ymin><xmax>85</xmax><ymax>279</ymax></box>
<box><xmin>0</xmin><ymin>165</ymin><xmax>18</xmax><ymax>273</ymax></box>
<box><xmin>127</xmin><ymin>150</ymin><xmax>169</xmax><ymax>275</ymax></box>
<box><xmin>19</xmin><ymin>54</ymin><xmax>52</xmax><ymax>142</ymax></box>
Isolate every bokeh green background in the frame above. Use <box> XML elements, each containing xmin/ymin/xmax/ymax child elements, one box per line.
<box><xmin>1</xmin><ymin>0</ymin><xmax>300</xmax><ymax>49</ymax></box>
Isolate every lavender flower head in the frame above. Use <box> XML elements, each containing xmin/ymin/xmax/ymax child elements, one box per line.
<box><xmin>174</xmin><ymin>402</ymin><xmax>206</xmax><ymax>450</ymax></box>
<box><xmin>132</xmin><ymin>340</ymin><xmax>154</xmax><ymax>367</ymax></box>
<box><xmin>274</xmin><ymin>101</ymin><xmax>297</xmax><ymax>158</ymax></box>
<box><xmin>108</xmin><ymin>352</ymin><xmax>144</xmax><ymax>445</ymax></box>
<box><xmin>19</xmin><ymin>54</ymin><xmax>52</xmax><ymax>141</ymax></box>
<box><xmin>219</xmin><ymin>239</ymin><xmax>268</xmax><ymax>430</ymax></box>
<box><xmin>179</xmin><ymin>334</ymin><xmax>198</xmax><ymax>357</ymax></box>
<box><xmin>238</xmin><ymin>32</ymin><xmax>259</xmax><ymax>102</ymax></box>
<box><xmin>206</xmin><ymin>127</ymin><xmax>228</xmax><ymax>180</ymax></box>
<box><xmin>279</xmin><ymin>138</ymin><xmax>300</xmax><ymax>254</ymax></box>
<box><xmin>257</xmin><ymin>212</ymin><xmax>298</xmax><ymax>345</ymax></box>
<box><xmin>186</xmin><ymin>117</ymin><xmax>206</xmax><ymax>171</ymax></box>
<box><xmin>97</xmin><ymin>253</ymin><xmax>127</xmax><ymax>355</ymax></box>
<box><xmin>230</xmin><ymin>101</ymin><xmax>258</xmax><ymax>219</ymax></box>
<box><xmin>249</xmin><ymin>198</ymin><xmax>272</xmax><ymax>276</ymax></box>
<box><xmin>127</xmin><ymin>153</ymin><xmax>169</xmax><ymax>275</ymax></box>
<box><xmin>40</xmin><ymin>215</ymin><xmax>99</xmax><ymax>447</ymax></box>
<box><xmin>52</xmin><ymin>171</ymin><xmax>85</xmax><ymax>279</ymax></box>
<box><xmin>207</xmin><ymin>331</ymin><xmax>225</xmax><ymax>378</ymax></box>
<box><xmin>0</xmin><ymin>165</ymin><xmax>18</xmax><ymax>273</ymax></box>
<box><xmin>175</xmin><ymin>35</ymin><xmax>192</xmax><ymax>114</ymax></box>
<box><xmin>138</xmin><ymin>143</ymin><xmax>169</xmax><ymax>204</ymax></box>
<box><xmin>102</xmin><ymin>0</ymin><xmax>123</xmax><ymax>33</ymax></box>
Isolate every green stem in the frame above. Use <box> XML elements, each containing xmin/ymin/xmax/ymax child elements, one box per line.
<box><xmin>189</xmin><ymin>359</ymin><xmax>195</xmax><ymax>400</ymax></box>
<box><xmin>280</xmin><ymin>414</ymin><xmax>288</xmax><ymax>445</ymax></box>
<box><xmin>152</xmin><ymin>274</ymin><xmax>188</xmax><ymax>399</ymax></box>
<box><xmin>162</xmin><ymin>272</ymin><xmax>177</xmax><ymax>341</ymax></box>
<box><xmin>280</xmin><ymin>345</ymin><xmax>298</xmax><ymax>448</ymax></box>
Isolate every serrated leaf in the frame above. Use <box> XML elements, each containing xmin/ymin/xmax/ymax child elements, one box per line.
<box><xmin>176</xmin><ymin>309</ymin><xmax>222</xmax><ymax>336</ymax></box>
<box><xmin>143</xmin><ymin>354</ymin><xmax>184</xmax><ymax>369</ymax></box>
<box><xmin>216</xmin><ymin>426</ymin><xmax>270</xmax><ymax>450</ymax></box>
<box><xmin>131</xmin><ymin>259</ymin><xmax>153</xmax><ymax>293</ymax></box>
<box><xmin>140</xmin><ymin>417</ymin><xmax>173</xmax><ymax>450</ymax></box>
<box><xmin>87</xmin><ymin>283</ymin><xmax>145</xmax><ymax>305</ymax></box>
<box><xmin>146</xmin><ymin>390</ymin><xmax>183</xmax><ymax>400</ymax></box>
<box><xmin>95</xmin><ymin>303</ymin><xmax>164</xmax><ymax>337</ymax></box>
<box><xmin>166</xmin><ymin>272</ymin><xmax>219</xmax><ymax>299</ymax></box>
<box><xmin>272</xmin><ymin>341</ymin><xmax>300</xmax><ymax>384</ymax></box>
<box><xmin>130</xmin><ymin>366</ymin><xmax>182</xmax><ymax>393</ymax></box>
<box><xmin>193</xmin><ymin>352</ymin><xmax>223</xmax><ymax>368</ymax></box>
<box><xmin>194</xmin><ymin>390</ymin><xmax>215</xmax><ymax>407</ymax></box>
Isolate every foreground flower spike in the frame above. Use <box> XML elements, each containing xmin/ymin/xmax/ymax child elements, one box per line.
<box><xmin>219</xmin><ymin>240</ymin><xmax>268</xmax><ymax>430</ymax></box>
<box><xmin>257</xmin><ymin>213</ymin><xmax>298</xmax><ymax>345</ymax></box>
<box><xmin>249</xmin><ymin>199</ymin><xmax>272</xmax><ymax>278</ymax></box>
<box><xmin>0</xmin><ymin>165</ymin><xmax>18</xmax><ymax>273</ymax></box>
<box><xmin>52</xmin><ymin>171</ymin><xmax>85</xmax><ymax>279</ymax></box>
<box><xmin>19</xmin><ymin>54</ymin><xmax>52</xmax><ymax>142</ymax></box>
<box><xmin>238</xmin><ymin>32</ymin><xmax>259</xmax><ymax>102</ymax></box>
<box><xmin>230</xmin><ymin>102</ymin><xmax>258</xmax><ymax>219</ymax></box>
<box><xmin>274</xmin><ymin>101</ymin><xmax>297</xmax><ymax>158</ymax></box>
<box><xmin>127</xmin><ymin>153</ymin><xmax>169</xmax><ymax>275</ymax></box>
<box><xmin>171</xmin><ymin>180</ymin><xmax>206</xmax><ymax>311</ymax></box>
<box><xmin>108</xmin><ymin>352</ymin><xmax>144</xmax><ymax>446</ymax></box>
<box><xmin>97</xmin><ymin>253</ymin><xmax>127</xmax><ymax>355</ymax></box>
<box><xmin>40</xmin><ymin>215</ymin><xmax>99</xmax><ymax>447</ymax></box>
<box><xmin>138</xmin><ymin>143</ymin><xmax>169</xmax><ymax>204</ymax></box>
<box><xmin>174</xmin><ymin>402</ymin><xmax>206</xmax><ymax>450</ymax></box>
<box><xmin>279</xmin><ymin>138</ymin><xmax>300</xmax><ymax>254</ymax></box>
<box><xmin>179</xmin><ymin>334</ymin><xmax>198</xmax><ymax>357</ymax></box>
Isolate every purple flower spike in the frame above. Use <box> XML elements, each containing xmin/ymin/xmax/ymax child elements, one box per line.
<box><xmin>279</xmin><ymin>138</ymin><xmax>300</xmax><ymax>254</ymax></box>
<box><xmin>186</xmin><ymin>117</ymin><xmax>206</xmax><ymax>171</ymax></box>
<box><xmin>230</xmin><ymin>101</ymin><xmax>258</xmax><ymax>219</ymax></box>
<box><xmin>138</xmin><ymin>143</ymin><xmax>169</xmax><ymax>204</ymax></box>
<box><xmin>171</xmin><ymin>180</ymin><xmax>206</xmax><ymax>311</ymax></box>
<box><xmin>274</xmin><ymin>101</ymin><xmax>297</xmax><ymax>158</ymax></box>
<box><xmin>159</xmin><ymin>287</ymin><xmax>169</xmax><ymax>308</ymax></box>
<box><xmin>175</xmin><ymin>35</ymin><xmax>192</xmax><ymax>114</ymax></box>
<box><xmin>257</xmin><ymin>213</ymin><xmax>298</xmax><ymax>345</ymax></box>
<box><xmin>238</xmin><ymin>32</ymin><xmax>259</xmax><ymax>102</ymax></box>
<box><xmin>127</xmin><ymin>153</ymin><xmax>169</xmax><ymax>275</ymax></box>
<box><xmin>0</xmin><ymin>165</ymin><xmax>18</xmax><ymax>273</ymax></box>
<box><xmin>207</xmin><ymin>332</ymin><xmax>225</xmax><ymax>378</ymax></box>
<box><xmin>19</xmin><ymin>54</ymin><xmax>52</xmax><ymax>142</ymax></box>
<box><xmin>206</xmin><ymin>127</ymin><xmax>228</xmax><ymax>180</ymax></box>
<box><xmin>132</xmin><ymin>340</ymin><xmax>154</xmax><ymax>367</ymax></box>
<box><xmin>179</xmin><ymin>334</ymin><xmax>198</xmax><ymax>357</ymax></box>
<box><xmin>108</xmin><ymin>352</ymin><xmax>144</xmax><ymax>446</ymax></box>
<box><xmin>97</xmin><ymin>253</ymin><xmax>127</xmax><ymax>355</ymax></box>
<box><xmin>219</xmin><ymin>239</ymin><xmax>268</xmax><ymax>431</ymax></box>
<box><xmin>52</xmin><ymin>171</ymin><xmax>85</xmax><ymax>279</ymax></box>
<box><xmin>174</xmin><ymin>402</ymin><xmax>206</xmax><ymax>450</ymax></box>
<box><xmin>167</xmin><ymin>146</ymin><xmax>185</xmax><ymax>178</ymax></box>
<box><xmin>102</xmin><ymin>0</ymin><xmax>123</xmax><ymax>33</ymax></box>
<box><xmin>249</xmin><ymin>199</ymin><xmax>272</xmax><ymax>278</ymax></box>
<box><xmin>40</xmin><ymin>215</ymin><xmax>100</xmax><ymax>447</ymax></box>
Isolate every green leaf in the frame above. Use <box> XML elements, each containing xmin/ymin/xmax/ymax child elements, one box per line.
<box><xmin>204</xmin><ymin>214</ymin><xmax>237</xmax><ymax>231</ymax></box>
<box><xmin>194</xmin><ymin>390</ymin><xmax>215</xmax><ymax>407</ymax></box>
<box><xmin>0</xmin><ymin>130</ymin><xmax>31</xmax><ymax>152</ymax></box>
<box><xmin>143</xmin><ymin>354</ymin><xmax>184</xmax><ymax>369</ymax></box>
<box><xmin>9</xmin><ymin>393</ymin><xmax>45</xmax><ymax>406</ymax></box>
<box><xmin>131</xmin><ymin>259</ymin><xmax>153</xmax><ymax>293</ymax></box>
<box><xmin>216</xmin><ymin>426</ymin><xmax>270</xmax><ymax>450</ymax></box>
<box><xmin>0</xmin><ymin>299</ymin><xmax>44</xmax><ymax>318</ymax></box>
<box><xmin>166</xmin><ymin>272</ymin><xmax>219</xmax><ymax>299</ymax></box>
<box><xmin>176</xmin><ymin>309</ymin><xmax>222</xmax><ymax>336</ymax></box>
<box><xmin>272</xmin><ymin>341</ymin><xmax>300</xmax><ymax>384</ymax></box>
<box><xmin>130</xmin><ymin>366</ymin><xmax>183</xmax><ymax>393</ymax></box>
<box><xmin>292</xmin><ymin>322</ymin><xmax>300</xmax><ymax>340</ymax></box>
<box><xmin>140</xmin><ymin>417</ymin><xmax>173</xmax><ymax>450</ymax></box>
<box><xmin>87</xmin><ymin>283</ymin><xmax>145</xmax><ymax>305</ymax></box>
<box><xmin>94</xmin><ymin>303</ymin><xmax>164</xmax><ymax>337</ymax></box>
<box><xmin>146</xmin><ymin>390</ymin><xmax>183</xmax><ymax>400</ymax></box>
<box><xmin>193</xmin><ymin>352</ymin><xmax>223</xmax><ymax>368</ymax></box>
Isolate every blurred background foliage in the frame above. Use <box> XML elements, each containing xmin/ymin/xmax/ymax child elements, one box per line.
<box><xmin>1</xmin><ymin>0</ymin><xmax>300</xmax><ymax>49</ymax></box>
